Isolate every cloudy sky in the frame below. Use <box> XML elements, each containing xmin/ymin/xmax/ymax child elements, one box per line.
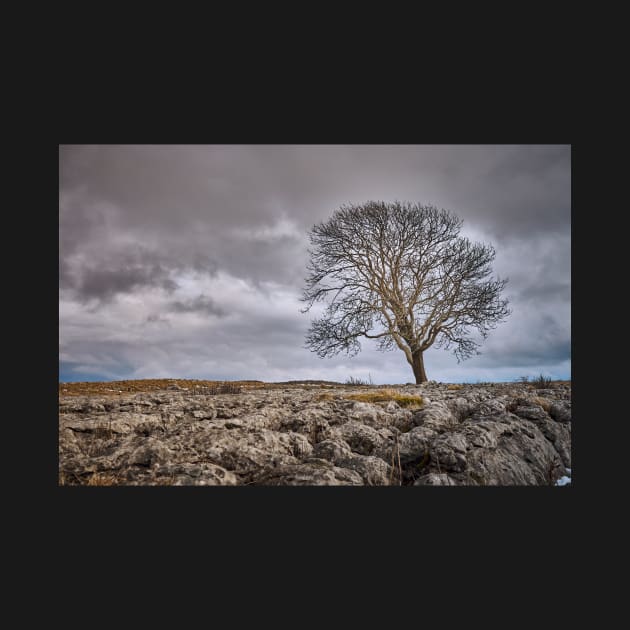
<box><xmin>59</xmin><ymin>145</ymin><xmax>570</xmax><ymax>384</ymax></box>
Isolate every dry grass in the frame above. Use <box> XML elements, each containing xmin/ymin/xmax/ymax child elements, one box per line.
<box><xmin>345</xmin><ymin>389</ymin><xmax>424</xmax><ymax>408</ymax></box>
<box><xmin>58</xmin><ymin>379</ymin><xmax>265</xmax><ymax>397</ymax></box>
<box><xmin>345</xmin><ymin>375</ymin><xmax>373</xmax><ymax>386</ymax></box>
<box><xmin>151</xmin><ymin>476</ymin><xmax>178</xmax><ymax>486</ymax></box>
<box><xmin>59</xmin><ymin>471</ymin><xmax>120</xmax><ymax>486</ymax></box>
<box><xmin>93</xmin><ymin>425</ymin><xmax>114</xmax><ymax>440</ymax></box>
<box><xmin>532</xmin><ymin>396</ymin><xmax>552</xmax><ymax>413</ymax></box>
<box><xmin>447</xmin><ymin>384</ymin><xmax>464</xmax><ymax>390</ymax></box>
<box><xmin>58</xmin><ymin>378</ymin><xmax>351</xmax><ymax>397</ymax></box>
<box><xmin>315</xmin><ymin>392</ymin><xmax>336</xmax><ymax>401</ymax></box>
<box><xmin>532</xmin><ymin>374</ymin><xmax>553</xmax><ymax>389</ymax></box>
<box><xmin>85</xmin><ymin>472</ymin><xmax>120</xmax><ymax>486</ymax></box>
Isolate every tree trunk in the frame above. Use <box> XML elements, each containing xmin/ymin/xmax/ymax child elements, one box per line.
<box><xmin>411</xmin><ymin>350</ymin><xmax>428</xmax><ymax>384</ymax></box>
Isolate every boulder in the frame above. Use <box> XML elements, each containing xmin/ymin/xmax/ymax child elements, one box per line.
<box><xmin>310</xmin><ymin>440</ymin><xmax>393</xmax><ymax>485</ymax></box>
<box><xmin>549</xmin><ymin>401</ymin><xmax>571</xmax><ymax>423</ymax></box>
<box><xmin>414</xmin><ymin>473</ymin><xmax>458</xmax><ymax>486</ymax></box>
<box><xmin>338</xmin><ymin>421</ymin><xmax>387</xmax><ymax>456</ymax></box>
<box><xmin>254</xmin><ymin>461</ymin><xmax>364</xmax><ymax>485</ymax></box>
<box><xmin>410</xmin><ymin>402</ymin><xmax>457</xmax><ymax>431</ymax></box>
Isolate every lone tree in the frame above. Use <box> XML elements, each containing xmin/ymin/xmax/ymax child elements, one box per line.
<box><xmin>301</xmin><ymin>201</ymin><xmax>511</xmax><ymax>383</ymax></box>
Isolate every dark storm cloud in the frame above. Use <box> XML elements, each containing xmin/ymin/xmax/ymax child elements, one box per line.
<box><xmin>60</xmin><ymin>186</ymin><xmax>218</xmax><ymax>302</ymax></box>
<box><xmin>60</xmin><ymin>243</ymin><xmax>182</xmax><ymax>303</ymax></box>
<box><xmin>473</xmin><ymin>315</ymin><xmax>571</xmax><ymax>367</ymax></box>
<box><xmin>146</xmin><ymin>314</ymin><xmax>169</xmax><ymax>324</ymax></box>
<box><xmin>452</xmin><ymin>145</ymin><xmax>570</xmax><ymax>240</ymax></box>
<box><xmin>516</xmin><ymin>281</ymin><xmax>571</xmax><ymax>303</ymax></box>
<box><xmin>59</xmin><ymin>145</ymin><xmax>570</xmax><ymax>286</ymax></box>
<box><xmin>169</xmin><ymin>294</ymin><xmax>226</xmax><ymax>317</ymax></box>
<box><xmin>59</xmin><ymin>145</ymin><xmax>570</xmax><ymax>383</ymax></box>
<box><xmin>76</xmin><ymin>266</ymin><xmax>177</xmax><ymax>302</ymax></box>
<box><xmin>60</xmin><ymin>145</ymin><xmax>569</xmax><ymax>233</ymax></box>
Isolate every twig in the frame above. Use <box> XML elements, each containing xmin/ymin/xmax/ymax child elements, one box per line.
<box><xmin>390</xmin><ymin>443</ymin><xmax>396</xmax><ymax>485</ymax></box>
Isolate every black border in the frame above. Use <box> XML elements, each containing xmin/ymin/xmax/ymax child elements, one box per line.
<box><xmin>51</xmin><ymin>97</ymin><xmax>580</xmax><ymax>578</ymax></box>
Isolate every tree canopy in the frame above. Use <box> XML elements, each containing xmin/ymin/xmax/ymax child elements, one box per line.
<box><xmin>301</xmin><ymin>201</ymin><xmax>511</xmax><ymax>383</ymax></box>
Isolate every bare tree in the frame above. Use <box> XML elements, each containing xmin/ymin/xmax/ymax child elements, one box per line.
<box><xmin>301</xmin><ymin>201</ymin><xmax>511</xmax><ymax>384</ymax></box>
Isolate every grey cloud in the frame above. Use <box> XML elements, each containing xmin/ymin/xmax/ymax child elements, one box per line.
<box><xmin>146</xmin><ymin>314</ymin><xmax>170</xmax><ymax>325</ymax></box>
<box><xmin>60</xmin><ymin>145</ymin><xmax>569</xmax><ymax>235</ymax></box>
<box><xmin>475</xmin><ymin>337</ymin><xmax>571</xmax><ymax>368</ymax></box>
<box><xmin>77</xmin><ymin>266</ymin><xmax>176</xmax><ymax>302</ymax></box>
<box><xmin>169</xmin><ymin>294</ymin><xmax>225</xmax><ymax>317</ymax></box>
<box><xmin>61</xmin><ymin>248</ymin><xmax>180</xmax><ymax>303</ymax></box>
<box><xmin>60</xmin><ymin>145</ymin><xmax>569</xmax><ymax>290</ymax></box>
<box><xmin>465</xmin><ymin>307</ymin><xmax>570</xmax><ymax>369</ymax></box>
<box><xmin>516</xmin><ymin>282</ymin><xmax>571</xmax><ymax>303</ymax></box>
<box><xmin>60</xmin><ymin>211</ymin><xmax>218</xmax><ymax>302</ymax></box>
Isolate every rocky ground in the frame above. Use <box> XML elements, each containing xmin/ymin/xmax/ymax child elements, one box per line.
<box><xmin>59</xmin><ymin>380</ymin><xmax>571</xmax><ymax>486</ymax></box>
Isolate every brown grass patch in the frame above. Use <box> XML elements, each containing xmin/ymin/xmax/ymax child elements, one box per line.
<box><xmin>345</xmin><ymin>389</ymin><xmax>424</xmax><ymax>408</ymax></box>
<box><xmin>58</xmin><ymin>379</ymin><xmax>266</xmax><ymax>397</ymax></box>
<box><xmin>59</xmin><ymin>471</ymin><xmax>120</xmax><ymax>486</ymax></box>
<box><xmin>447</xmin><ymin>384</ymin><xmax>464</xmax><ymax>390</ymax></box>
<box><xmin>85</xmin><ymin>472</ymin><xmax>120</xmax><ymax>486</ymax></box>
<box><xmin>532</xmin><ymin>396</ymin><xmax>552</xmax><ymax>413</ymax></box>
<box><xmin>93</xmin><ymin>425</ymin><xmax>114</xmax><ymax>440</ymax></box>
<box><xmin>151</xmin><ymin>476</ymin><xmax>178</xmax><ymax>486</ymax></box>
<box><xmin>315</xmin><ymin>392</ymin><xmax>336</xmax><ymax>401</ymax></box>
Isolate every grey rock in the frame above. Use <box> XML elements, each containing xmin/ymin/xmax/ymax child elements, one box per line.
<box><xmin>191</xmin><ymin>408</ymin><xmax>217</xmax><ymax>420</ymax></box>
<box><xmin>411</xmin><ymin>402</ymin><xmax>457</xmax><ymax>431</ymax></box>
<box><xmin>200</xmin><ymin>428</ymin><xmax>305</xmax><ymax>479</ymax></box>
<box><xmin>431</xmin><ymin>433</ymin><xmax>469</xmax><ymax>473</ymax></box>
<box><xmin>378</xmin><ymin>426</ymin><xmax>436</xmax><ymax>465</ymax></box>
<box><xmin>121</xmin><ymin>439</ymin><xmax>175</xmax><ymax>467</ymax></box>
<box><xmin>513</xmin><ymin>405</ymin><xmax>549</xmax><ymax>422</ymax></box>
<box><xmin>336</xmin><ymin>454</ymin><xmax>393</xmax><ymax>485</ymax></box>
<box><xmin>447</xmin><ymin>397</ymin><xmax>475</xmax><ymax>421</ymax></box>
<box><xmin>474</xmin><ymin>398</ymin><xmax>508</xmax><ymax>416</ymax></box>
<box><xmin>59</xmin><ymin>381</ymin><xmax>571</xmax><ymax>486</ymax></box>
<box><xmin>384</xmin><ymin>400</ymin><xmax>400</xmax><ymax>413</ymax></box>
<box><xmin>349</xmin><ymin>401</ymin><xmax>381</xmax><ymax>425</ymax></box>
<box><xmin>414</xmin><ymin>473</ymin><xmax>458</xmax><ymax>486</ymax></box>
<box><xmin>338</xmin><ymin>421</ymin><xmax>387</xmax><ymax>456</ymax></box>
<box><xmin>549</xmin><ymin>401</ymin><xmax>571</xmax><ymax>423</ymax></box>
<box><xmin>457</xmin><ymin>416</ymin><xmax>566</xmax><ymax>485</ymax></box>
<box><xmin>388</xmin><ymin>408</ymin><xmax>414</xmax><ymax>432</ymax></box>
<box><xmin>275</xmin><ymin>414</ymin><xmax>340</xmax><ymax>443</ymax></box>
<box><xmin>255</xmin><ymin>461</ymin><xmax>364</xmax><ymax>485</ymax></box>
<box><xmin>462</xmin><ymin>421</ymin><xmax>500</xmax><ymax>449</ymax></box>
<box><xmin>154</xmin><ymin>462</ymin><xmax>238</xmax><ymax>485</ymax></box>
<box><xmin>311</xmin><ymin>439</ymin><xmax>353</xmax><ymax>461</ymax></box>
<box><xmin>509</xmin><ymin>406</ymin><xmax>571</xmax><ymax>468</ymax></box>
<box><xmin>311</xmin><ymin>439</ymin><xmax>393</xmax><ymax>485</ymax></box>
